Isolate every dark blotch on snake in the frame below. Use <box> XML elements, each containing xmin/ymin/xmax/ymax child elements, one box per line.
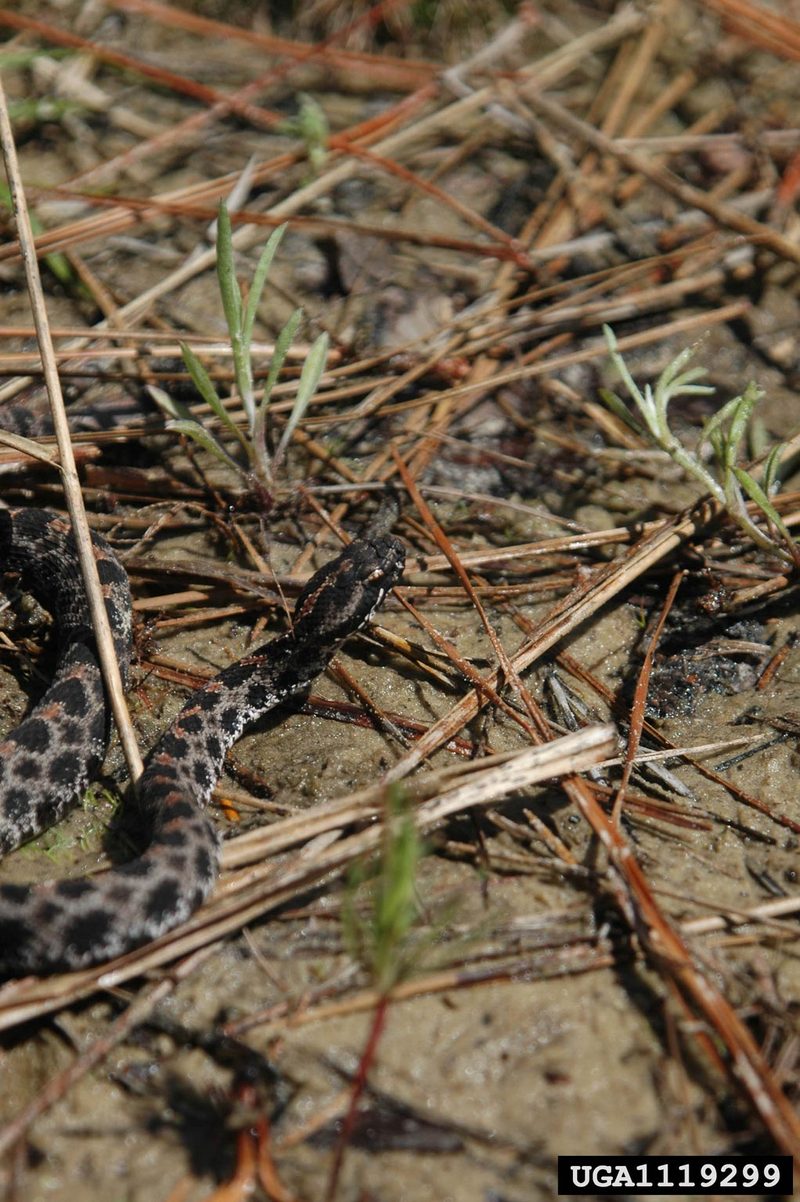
<box><xmin>55</xmin><ymin>878</ymin><xmax>95</xmax><ymax>900</ymax></box>
<box><xmin>178</xmin><ymin>712</ymin><xmax>203</xmax><ymax>735</ymax></box>
<box><xmin>56</xmin><ymin>676</ymin><xmax>90</xmax><ymax>717</ymax></box>
<box><xmin>3</xmin><ymin>789</ymin><xmax>31</xmax><ymax>826</ymax></box>
<box><xmin>52</xmin><ymin>751</ymin><xmax>82</xmax><ymax>781</ymax></box>
<box><xmin>160</xmin><ymin>800</ymin><xmax>197</xmax><ymax>823</ymax></box>
<box><xmin>64</xmin><ymin>910</ymin><xmax>112</xmax><ymax>956</ymax></box>
<box><xmin>158</xmin><ymin>828</ymin><xmax>188</xmax><ymax>848</ymax></box>
<box><xmin>1</xmin><ymin>883</ymin><xmax>28</xmax><ymax>906</ymax></box>
<box><xmin>10</xmin><ymin>720</ymin><xmax>49</xmax><ymax>753</ymax></box>
<box><xmin>146</xmin><ymin>877</ymin><xmax>181</xmax><ymax>925</ymax></box>
<box><xmin>195</xmin><ymin>846</ymin><xmax>213</xmax><ymax>882</ymax></box>
<box><xmin>15</xmin><ymin>759</ymin><xmax>41</xmax><ymax>782</ymax></box>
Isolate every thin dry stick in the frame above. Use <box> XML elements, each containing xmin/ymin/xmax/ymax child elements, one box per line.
<box><xmin>682</xmin><ymin>894</ymin><xmax>800</xmax><ymax>936</ymax></box>
<box><xmin>611</xmin><ymin>569</ymin><xmax>684</xmax><ymax>825</ymax></box>
<box><xmin>0</xmin><ymin>76</ymin><xmax>143</xmax><ymax>780</ymax></box>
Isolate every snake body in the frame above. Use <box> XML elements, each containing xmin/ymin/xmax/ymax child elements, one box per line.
<box><xmin>0</xmin><ymin>508</ymin><xmax>404</xmax><ymax>976</ymax></box>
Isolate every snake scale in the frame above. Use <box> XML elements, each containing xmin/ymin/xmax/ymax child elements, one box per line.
<box><xmin>0</xmin><ymin>507</ymin><xmax>404</xmax><ymax>976</ymax></box>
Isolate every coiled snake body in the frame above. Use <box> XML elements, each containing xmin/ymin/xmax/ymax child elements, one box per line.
<box><xmin>0</xmin><ymin>508</ymin><xmax>404</xmax><ymax>976</ymax></box>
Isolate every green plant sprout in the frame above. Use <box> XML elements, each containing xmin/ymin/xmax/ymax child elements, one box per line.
<box><xmin>154</xmin><ymin>202</ymin><xmax>328</xmax><ymax>493</ymax></box>
<box><xmin>1</xmin><ymin>48</ymin><xmax>74</xmax><ymax>70</ymax></box>
<box><xmin>9</xmin><ymin>97</ymin><xmax>82</xmax><ymax>124</ymax></box>
<box><xmin>600</xmin><ymin>324</ymin><xmax>798</xmax><ymax>566</ymax></box>
<box><xmin>3</xmin><ymin>48</ymin><xmax>81</xmax><ymax>129</ymax></box>
<box><xmin>278</xmin><ymin>93</ymin><xmax>329</xmax><ymax>173</ymax></box>
<box><xmin>343</xmin><ymin>785</ymin><xmax>425</xmax><ymax>995</ymax></box>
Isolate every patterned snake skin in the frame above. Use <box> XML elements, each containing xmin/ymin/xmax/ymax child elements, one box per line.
<box><xmin>0</xmin><ymin>508</ymin><xmax>405</xmax><ymax>976</ymax></box>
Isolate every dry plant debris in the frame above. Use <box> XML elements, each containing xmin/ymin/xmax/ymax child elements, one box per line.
<box><xmin>0</xmin><ymin>1</ymin><xmax>800</xmax><ymax>1199</ymax></box>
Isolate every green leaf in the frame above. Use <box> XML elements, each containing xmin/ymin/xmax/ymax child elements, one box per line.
<box><xmin>749</xmin><ymin>415</ymin><xmax>769</xmax><ymax>460</ymax></box>
<box><xmin>251</xmin><ymin>309</ymin><xmax>302</xmax><ymax>483</ymax></box>
<box><xmin>217</xmin><ymin>203</ymin><xmax>254</xmax><ymax>422</ymax></box>
<box><xmin>167</xmin><ymin>419</ymin><xmax>245</xmax><ymax>476</ymax></box>
<box><xmin>41</xmin><ymin>246</ymin><xmax>76</xmax><ymax>286</ymax></box>
<box><xmin>667</xmin><ymin>371</ymin><xmax>711</xmax><ymax>396</ymax></box>
<box><xmin>697</xmin><ymin>392</ymin><xmax>749</xmax><ymax>458</ymax></box>
<box><xmin>8</xmin><ymin>98</ymin><xmax>82</xmax><ymax>124</ymax></box>
<box><xmin>598</xmin><ymin>387</ymin><xmax>646</xmax><ymax>437</ymax></box>
<box><xmin>180</xmin><ymin>342</ymin><xmax>221</xmax><ymax>410</ymax></box>
<box><xmin>274</xmin><ymin>331</ymin><xmax>328</xmax><ymax>464</ymax></box>
<box><xmin>242</xmin><ymin>223</ymin><xmax>287</xmax><ymax>351</ymax></box>
<box><xmin>0</xmin><ymin>48</ymin><xmax>73</xmax><ymax>69</ymax></box>
<box><xmin>261</xmin><ymin>309</ymin><xmax>302</xmax><ymax>409</ymax></box>
<box><xmin>603</xmin><ymin>324</ymin><xmax>645</xmax><ymax>410</ymax></box>
<box><xmin>215</xmin><ymin>202</ymin><xmax>242</xmax><ymax>338</ymax></box>
<box><xmin>180</xmin><ymin>342</ymin><xmax>245</xmax><ymax>444</ymax></box>
<box><xmin>655</xmin><ymin>344</ymin><xmax>698</xmax><ymax>395</ymax></box>
<box><xmin>652</xmin><ymin>348</ymin><xmax>710</xmax><ymax>439</ymax></box>
<box><xmin>724</xmin><ymin>384</ymin><xmax>763</xmax><ymax>469</ymax></box>
<box><xmin>276</xmin><ymin>95</ymin><xmax>330</xmax><ymax>171</ymax></box>
<box><xmin>762</xmin><ymin>443</ymin><xmax>784</xmax><ymax>496</ymax></box>
<box><xmin>297</xmin><ymin>94</ymin><xmax>329</xmax><ymax>170</ymax></box>
<box><xmin>638</xmin><ymin>383</ymin><xmax>659</xmax><ymax>436</ymax></box>
<box><xmin>0</xmin><ymin>180</ymin><xmax>77</xmax><ymax>288</ymax></box>
<box><xmin>732</xmin><ymin>466</ymin><xmax>796</xmax><ymax>549</ymax></box>
<box><xmin>372</xmin><ymin>787</ymin><xmax>422</xmax><ymax>992</ymax></box>
<box><xmin>707</xmin><ymin>428</ymin><xmax>725</xmax><ymax>463</ymax></box>
<box><xmin>145</xmin><ymin>383</ymin><xmax>193</xmax><ymax>421</ymax></box>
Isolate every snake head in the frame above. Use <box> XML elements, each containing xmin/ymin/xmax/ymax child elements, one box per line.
<box><xmin>292</xmin><ymin>534</ymin><xmax>405</xmax><ymax>646</ymax></box>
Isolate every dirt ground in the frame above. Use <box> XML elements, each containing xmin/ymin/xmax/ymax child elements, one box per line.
<box><xmin>1</xmin><ymin>2</ymin><xmax>800</xmax><ymax>1200</ymax></box>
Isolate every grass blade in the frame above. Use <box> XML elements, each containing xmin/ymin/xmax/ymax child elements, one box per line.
<box><xmin>262</xmin><ymin>309</ymin><xmax>302</xmax><ymax>407</ymax></box>
<box><xmin>216</xmin><ymin>201</ymin><xmax>253</xmax><ymax>423</ymax></box>
<box><xmin>215</xmin><ymin>201</ymin><xmax>242</xmax><ymax>336</ymax></box>
<box><xmin>274</xmin><ymin>331</ymin><xmax>328</xmax><ymax>465</ymax></box>
<box><xmin>146</xmin><ymin>382</ymin><xmax>192</xmax><ymax>421</ymax></box>
<box><xmin>242</xmin><ymin>223</ymin><xmax>287</xmax><ymax>351</ymax></box>
<box><xmin>252</xmin><ymin>308</ymin><xmax>303</xmax><ymax>479</ymax></box>
<box><xmin>180</xmin><ymin>342</ymin><xmax>246</xmax><ymax>445</ymax></box>
<box><xmin>603</xmin><ymin>324</ymin><xmax>644</xmax><ymax>409</ymax></box>
<box><xmin>167</xmin><ymin>418</ymin><xmax>245</xmax><ymax>476</ymax></box>
<box><xmin>762</xmin><ymin>443</ymin><xmax>784</xmax><ymax>496</ymax></box>
<box><xmin>724</xmin><ymin>385</ymin><xmax>763</xmax><ymax>470</ymax></box>
<box><xmin>598</xmin><ymin>387</ymin><xmax>646</xmax><ymax>437</ymax></box>
<box><xmin>732</xmin><ymin>466</ymin><xmax>796</xmax><ymax>551</ymax></box>
<box><xmin>696</xmin><ymin>391</ymin><xmax>746</xmax><ymax>454</ymax></box>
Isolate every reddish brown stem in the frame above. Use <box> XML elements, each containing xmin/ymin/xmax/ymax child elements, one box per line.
<box><xmin>324</xmin><ymin>993</ymin><xmax>390</xmax><ymax>1202</ymax></box>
